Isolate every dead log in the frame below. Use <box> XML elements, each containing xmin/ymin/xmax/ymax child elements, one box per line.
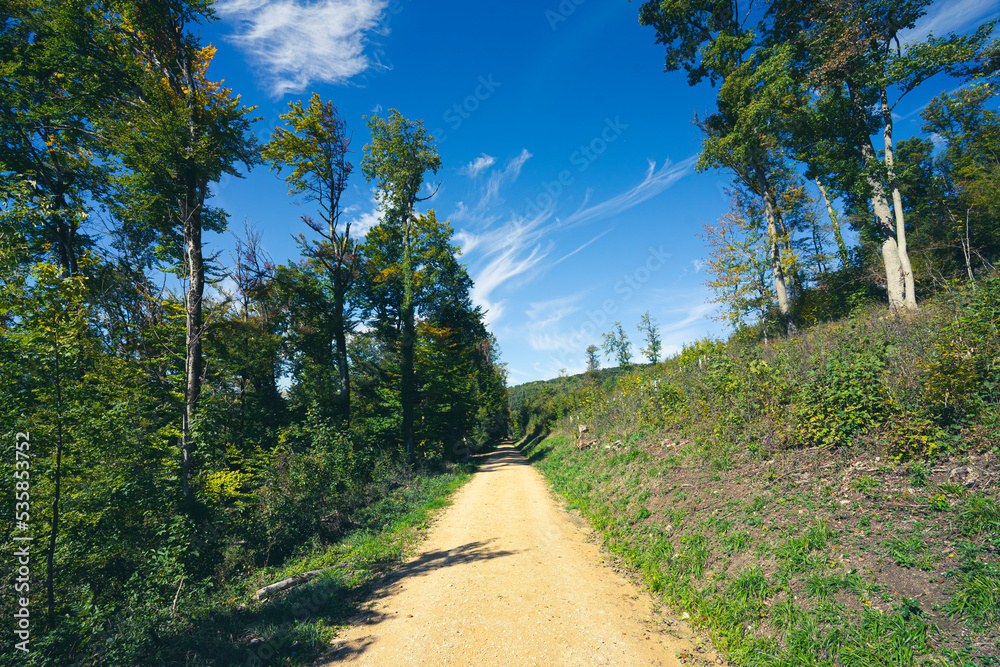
<box><xmin>255</xmin><ymin>567</ymin><xmax>338</xmax><ymax>600</ymax></box>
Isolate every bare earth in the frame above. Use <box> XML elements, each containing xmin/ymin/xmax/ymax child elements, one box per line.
<box><xmin>316</xmin><ymin>442</ymin><xmax>709</xmax><ymax>666</ymax></box>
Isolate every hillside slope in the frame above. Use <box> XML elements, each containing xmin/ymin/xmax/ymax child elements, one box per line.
<box><xmin>513</xmin><ymin>280</ymin><xmax>1000</xmax><ymax>666</ymax></box>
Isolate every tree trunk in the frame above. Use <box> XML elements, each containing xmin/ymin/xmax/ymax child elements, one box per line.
<box><xmin>815</xmin><ymin>179</ymin><xmax>850</xmax><ymax>269</ymax></box>
<box><xmin>400</xmin><ymin>214</ymin><xmax>416</xmax><ymax>464</ymax></box>
<box><xmin>880</xmin><ymin>87</ymin><xmax>918</xmax><ymax>311</ymax></box>
<box><xmin>847</xmin><ymin>81</ymin><xmax>906</xmax><ymax>311</ymax></box>
<box><xmin>182</xmin><ymin>200</ymin><xmax>203</xmax><ymax>497</ymax></box>
<box><xmin>46</xmin><ymin>333</ymin><xmax>63</xmax><ymax>629</ymax></box>
<box><xmin>49</xmin><ymin>188</ymin><xmax>77</xmax><ymax>278</ymax></box>
<box><xmin>333</xmin><ymin>278</ymin><xmax>350</xmax><ymax>425</ymax></box>
<box><xmin>755</xmin><ymin>164</ymin><xmax>796</xmax><ymax>335</ymax></box>
<box><xmin>872</xmin><ymin>190</ymin><xmax>906</xmax><ymax>311</ymax></box>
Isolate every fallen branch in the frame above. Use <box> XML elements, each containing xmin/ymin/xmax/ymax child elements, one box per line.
<box><xmin>255</xmin><ymin>567</ymin><xmax>339</xmax><ymax>600</ymax></box>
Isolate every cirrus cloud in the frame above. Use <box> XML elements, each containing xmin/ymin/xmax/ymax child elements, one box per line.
<box><xmin>216</xmin><ymin>0</ymin><xmax>389</xmax><ymax>98</ymax></box>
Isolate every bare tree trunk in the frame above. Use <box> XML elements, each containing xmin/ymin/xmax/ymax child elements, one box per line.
<box><xmin>400</xmin><ymin>213</ymin><xmax>416</xmax><ymax>464</ymax></box>
<box><xmin>963</xmin><ymin>209</ymin><xmax>975</xmax><ymax>288</ymax></box>
<box><xmin>755</xmin><ymin>164</ymin><xmax>796</xmax><ymax>335</ymax></box>
<box><xmin>46</xmin><ymin>333</ymin><xmax>63</xmax><ymax>629</ymax></box>
<box><xmin>848</xmin><ymin>81</ymin><xmax>906</xmax><ymax>311</ymax></box>
<box><xmin>873</xmin><ymin>196</ymin><xmax>906</xmax><ymax>312</ymax></box>
<box><xmin>815</xmin><ymin>179</ymin><xmax>850</xmax><ymax>268</ymax></box>
<box><xmin>947</xmin><ymin>208</ymin><xmax>977</xmax><ymax>288</ymax></box>
<box><xmin>182</xmin><ymin>200</ymin><xmax>203</xmax><ymax>497</ymax></box>
<box><xmin>880</xmin><ymin>87</ymin><xmax>918</xmax><ymax>311</ymax></box>
<box><xmin>333</xmin><ymin>279</ymin><xmax>350</xmax><ymax>424</ymax></box>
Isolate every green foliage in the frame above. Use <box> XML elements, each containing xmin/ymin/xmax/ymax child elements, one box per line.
<box><xmin>792</xmin><ymin>334</ymin><xmax>892</xmax><ymax>448</ymax></box>
<box><xmin>361</xmin><ymin>109</ymin><xmax>441</xmax><ymax>223</ymax></box>
<box><xmin>637</xmin><ymin>311</ymin><xmax>662</xmax><ymax>363</ymax></box>
<box><xmin>1</xmin><ymin>15</ymin><xmax>507</xmax><ymax>666</ymax></box>
<box><xmin>922</xmin><ymin>277</ymin><xmax>1000</xmax><ymax>421</ymax></box>
<box><xmin>602</xmin><ymin>321</ymin><xmax>633</xmax><ymax>368</ymax></box>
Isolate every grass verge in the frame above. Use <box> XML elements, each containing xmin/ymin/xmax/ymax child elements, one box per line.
<box><xmin>522</xmin><ymin>432</ymin><xmax>1000</xmax><ymax>666</ymax></box>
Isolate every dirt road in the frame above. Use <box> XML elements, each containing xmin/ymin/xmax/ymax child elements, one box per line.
<box><xmin>317</xmin><ymin>442</ymin><xmax>708</xmax><ymax>666</ymax></box>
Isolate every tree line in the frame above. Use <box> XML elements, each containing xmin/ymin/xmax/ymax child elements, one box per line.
<box><xmin>638</xmin><ymin>0</ymin><xmax>999</xmax><ymax>337</ymax></box>
<box><xmin>0</xmin><ymin>1</ymin><xmax>507</xmax><ymax>658</ymax></box>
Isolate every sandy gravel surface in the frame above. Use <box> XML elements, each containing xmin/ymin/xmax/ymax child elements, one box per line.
<box><xmin>316</xmin><ymin>442</ymin><xmax>708</xmax><ymax>666</ymax></box>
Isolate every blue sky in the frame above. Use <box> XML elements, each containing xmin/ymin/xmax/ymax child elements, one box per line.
<box><xmin>194</xmin><ymin>0</ymin><xmax>999</xmax><ymax>385</ymax></box>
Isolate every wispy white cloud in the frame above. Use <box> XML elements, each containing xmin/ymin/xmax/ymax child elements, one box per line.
<box><xmin>343</xmin><ymin>193</ymin><xmax>383</xmax><ymax>237</ymax></box>
<box><xmin>525</xmin><ymin>293</ymin><xmax>584</xmax><ymax>334</ymax></box>
<box><xmin>481</xmin><ymin>149</ymin><xmax>532</xmax><ymax>209</ymax></box>
<box><xmin>216</xmin><ymin>0</ymin><xmax>389</xmax><ymax>97</ymax></box>
<box><xmin>550</xmin><ymin>228</ymin><xmax>614</xmax><ymax>268</ymax></box>
<box><xmin>661</xmin><ymin>301</ymin><xmax>717</xmax><ymax>333</ymax></box>
<box><xmin>900</xmin><ymin>0</ymin><xmax>999</xmax><ymax>45</ymax></box>
<box><xmin>459</xmin><ymin>206</ymin><xmax>555</xmax><ymax>325</ymax></box>
<box><xmin>457</xmin><ymin>156</ymin><xmax>691</xmax><ymax>327</ymax></box>
<box><xmin>504</xmin><ymin>149</ymin><xmax>532</xmax><ymax>180</ymax></box>
<box><xmin>460</xmin><ymin>153</ymin><xmax>497</xmax><ymax>178</ymax></box>
<box><xmin>558</xmin><ymin>156</ymin><xmax>697</xmax><ymax>229</ymax></box>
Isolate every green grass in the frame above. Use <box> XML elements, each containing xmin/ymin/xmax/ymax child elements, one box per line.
<box><xmin>888</xmin><ymin>535</ymin><xmax>936</xmax><ymax>571</ymax></box>
<box><xmin>520</xmin><ymin>430</ymin><xmax>958</xmax><ymax>667</ymax></box>
<box><xmin>958</xmin><ymin>495</ymin><xmax>1000</xmax><ymax>535</ymax></box>
<box><xmin>946</xmin><ymin>541</ymin><xmax>1000</xmax><ymax>625</ymax></box>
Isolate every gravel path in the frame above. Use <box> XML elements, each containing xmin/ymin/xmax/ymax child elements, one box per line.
<box><xmin>317</xmin><ymin>442</ymin><xmax>705</xmax><ymax>666</ymax></box>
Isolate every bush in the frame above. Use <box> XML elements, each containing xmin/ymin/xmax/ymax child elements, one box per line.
<box><xmin>923</xmin><ymin>277</ymin><xmax>1000</xmax><ymax>421</ymax></box>
<box><xmin>258</xmin><ymin>418</ymin><xmax>357</xmax><ymax>561</ymax></box>
<box><xmin>792</xmin><ymin>333</ymin><xmax>893</xmax><ymax>448</ymax></box>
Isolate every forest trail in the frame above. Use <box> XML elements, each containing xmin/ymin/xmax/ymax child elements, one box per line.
<box><xmin>315</xmin><ymin>442</ymin><xmax>710</xmax><ymax>666</ymax></box>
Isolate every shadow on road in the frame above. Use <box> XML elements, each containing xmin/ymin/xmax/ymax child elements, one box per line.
<box><xmin>474</xmin><ymin>442</ymin><xmax>533</xmax><ymax>473</ymax></box>
<box><xmin>383</xmin><ymin>539</ymin><xmax>518</xmax><ymax>584</ymax></box>
<box><xmin>512</xmin><ymin>426</ymin><xmax>553</xmax><ymax>464</ymax></box>
<box><xmin>324</xmin><ymin>538</ymin><xmax>519</xmax><ymax>661</ymax></box>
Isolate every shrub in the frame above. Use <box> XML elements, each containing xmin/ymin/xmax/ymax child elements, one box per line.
<box><xmin>923</xmin><ymin>277</ymin><xmax>1000</xmax><ymax>421</ymax></box>
<box><xmin>792</xmin><ymin>333</ymin><xmax>893</xmax><ymax>448</ymax></box>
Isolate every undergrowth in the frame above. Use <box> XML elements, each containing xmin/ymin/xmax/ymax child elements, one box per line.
<box><xmin>9</xmin><ymin>464</ymin><xmax>475</xmax><ymax>667</ymax></box>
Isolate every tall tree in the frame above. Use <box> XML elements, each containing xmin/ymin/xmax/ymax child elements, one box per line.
<box><xmin>793</xmin><ymin>0</ymin><xmax>994</xmax><ymax>310</ymax></box>
<box><xmin>814</xmin><ymin>179</ymin><xmax>851</xmax><ymax>268</ymax></box>
<box><xmin>0</xmin><ymin>0</ymin><xmax>122</xmax><ymax>275</ymax></box>
<box><xmin>361</xmin><ymin>110</ymin><xmax>441</xmax><ymax>464</ymax></box>
<box><xmin>262</xmin><ymin>94</ymin><xmax>356</xmax><ymax>424</ymax></box>
<box><xmin>639</xmin><ymin>0</ymin><xmax>801</xmax><ymax>333</ymax></box>
<box><xmin>602</xmin><ymin>322</ymin><xmax>633</xmax><ymax>368</ymax></box>
<box><xmin>898</xmin><ymin>81</ymin><xmax>1000</xmax><ymax>282</ymax></box>
<box><xmin>585</xmin><ymin>344</ymin><xmax>601</xmax><ymax>372</ymax></box>
<box><xmin>108</xmin><ymin>2</ymin><xmax>258</xmax><ymax>496</ymax></box>
<box><xmin>701</xmin><ymin>191</ymin><xmax>776</xmax><ymax>340</ymax></box>
<box><xmin>637</xmin><ymin>311</ymin><xmax>662</xmax><ymax>363</ymax></box>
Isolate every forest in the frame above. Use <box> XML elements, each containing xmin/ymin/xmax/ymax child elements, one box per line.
<box><xmin>1</xmin><ymin>1</ymin><xmax>507</xmax><ymax>664</ymax></box>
